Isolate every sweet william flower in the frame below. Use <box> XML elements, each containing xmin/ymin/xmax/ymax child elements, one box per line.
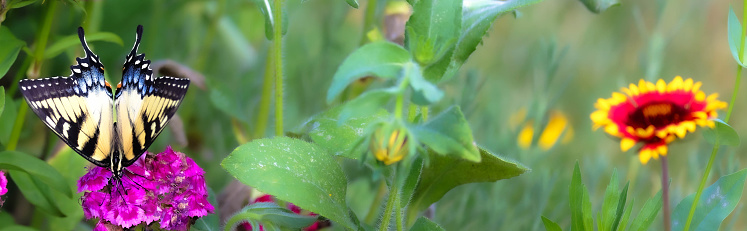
<box><xmin>78</xmin><ymin>147</ymin><xmax>214</xmax><ymax>230</ymax></box>
<box><xmin>0</xmin><ymin>171</ymin><xmax>7</xmax><ymax>207</ymax></box>
<box><xmin>591</xmin><ymin>76</ymin><xmax>727</xmax><ymax>164</ymax></box>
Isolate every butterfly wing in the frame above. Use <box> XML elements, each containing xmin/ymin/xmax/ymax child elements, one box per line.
<box><xmin>18</xmin><ymin>28</ymin><xmax>114</xmax><ymax>167</ymax></box>
<box><xmin>115</xmin><ymin>25</ymin><xmax>190</xmax><ymax>167</ymax></box>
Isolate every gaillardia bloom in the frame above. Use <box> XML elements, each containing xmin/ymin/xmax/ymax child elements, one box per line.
<box><xmin>591</xmin><ymin>76</ymin><xmax>727</xmax><ymax>164</ymax></box>
<box><xmin>78</xmin><ymin>147</ymin><xmax>213</xmax><ymax>230</ymax></box>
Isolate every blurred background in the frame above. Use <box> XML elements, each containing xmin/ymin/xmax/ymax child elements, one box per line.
<box><xmin>0</xmin><ymin>0</ymin><xmax>745</xmax><ymax>230</ymax></box>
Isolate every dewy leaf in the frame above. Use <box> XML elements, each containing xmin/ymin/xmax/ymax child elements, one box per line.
<box><xmin>307</xmin><ymin>105</ymin><xmax>388</xmax><ymax>159</ymax></box>
<box><xmin>628</xmin><ymin>190</ymin><xmax>662</xmax><ymax>231</ymax></box>
<box><xmin>671</xmin><ymin>168</ymin><xmax>747</xmax><ymax>231</ymax></box>
<box><xmin>407</xmin><ymin>63</ymin><xmax>444</xmax><ymax>105</ymax></box>
<box><xmin>44</xmin><ymin>32</ymin><xmax>123</xmax><ymax>59</ymax></box>
<box><xmin>411</xmin><ymin>106</ymin><xmax>480</xmax><ymax>161</ymax></box>
<box><xmin>0</xmin><ymin>151</ymin><xmax>73</xmax><ymax>198</ymax></box>
<box><xmin>221</xmin><ymin>137</ymin><xmax>358</xmax><ymax>230</ymax></box>
<box><xmin>0</xmin><ymin>26</ymin><xmax>26</xmax><ymax>79</ymax></box>
<box><xmin>703</xmin><ymin>119</ymin><xmax>740</xmax><ymax>147</ymax></box>
<box><xmin>727</xmin><ymin>6</ymin><xmax>746</xmax><ymax>67</ymax></box>
<box><xmin>578</xmin><ymin>0</ymin><xmax>619</xmax><ymax>14</ymax></box>
<box><xmin>541</xmin><ymin>216</ymin><xmax>562</xmax><ymax>231</ymax></box>
<box><xmin>409</xmin><ymin>217</ymin><xmax>445</xmax><ymax>231</ymax></box>
<box><xmin>442</xmin><ymin>0</ymin><xmax>544</xmax><ymax>82</ymax></box>
<box><xmin>327</xmin><ymin>41</ymin><xmax>411</xmax><ymax>103</ymax></box>
<box><xmin>406</xmin><ymin>147</ymin><xmax>527</xmax><ymax>224</ymax></box>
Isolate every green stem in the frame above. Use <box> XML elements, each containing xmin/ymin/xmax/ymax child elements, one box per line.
<box><xmin>7</xmin><ymin>0</ymin><xmax>57</xmax><ymax>151</ymax></box>
<box><xmin>661</xmin><ymin>156</ymin><xmax>671</xmax><ymax>231</ymax></box>
<box><xmin>420</xmin><ymin>106</ymin><xmax>428</xmax><ymax>121</ymax></box>
<box><xmin>194</xmin><ymin>0</ymin><xmax>225</xmax><ymax>70</ymax></box>
<box><xmin>379</xmin><ymin>176</ymin><xmax>399</xmax><ymax>231</ymax></box>
<box><xmin>255</xmin><ymin>49</ymin><xmax>275</xmax><ymax>138</ymax></box>
<box><xmin>395</xmin><ymin>192</ymin><xmax>403</xmax><ymax>231</ymax></box>
<box><xmin>683</xmin><ymin>2</ymin><xmax>746</xmax><ymax>230</ymax></box>
<box><xmin>273</xmin><ymin>0</ymin><xmax>284</xmax><ymax>136</ymax></box>
<box><xmin>364</xmin><ymin>180</ymin><xmax>389</xmax><ymax>224</ymax></box>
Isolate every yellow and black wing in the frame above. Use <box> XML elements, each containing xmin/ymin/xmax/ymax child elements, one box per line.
<box><xmin>115</xmin><ymin>25</ymin><xmax>190</xmax><ymax>167</ymax></box>
<box><xmin>18</xmin><ymin>27</ymin><xmax>115</xmax><ymax>167</ymax></box>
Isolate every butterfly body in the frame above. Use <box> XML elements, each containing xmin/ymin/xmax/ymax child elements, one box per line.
<box><xmin>19</xmin><ymin>25</ymin><xmax>189</xmax><ymax>179</ymax></box>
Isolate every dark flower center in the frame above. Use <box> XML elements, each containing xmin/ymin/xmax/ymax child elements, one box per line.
<box><xmin>629</xmin><ymin>102</ymin><xmax>687</xmax><ymax>128</ymax></box>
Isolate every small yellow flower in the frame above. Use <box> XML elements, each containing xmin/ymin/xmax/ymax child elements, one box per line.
<box><xmin>370</xmin><ymin>127</ymin><xmax>409</xmax><ymax>165</ymax></box>
<box><xmin>591</xmin><ymin>76</ymin><xmax>727</xmax><ymax>164</ymax></box>
<box><xmin>510</xmin><ymin>107</ymin><xmax>573</xmax><ymax>151</ymax></box>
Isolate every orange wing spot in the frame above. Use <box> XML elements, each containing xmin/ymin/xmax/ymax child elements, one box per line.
<box><xmin>117</xmin><ymin>82</ymin><xmax>122</xmax><ymax>89</ymax></box>
<box><xmin>105</xmin><ymin>81</ymin><xmax>111</xmax><ymax>87</ymax></box>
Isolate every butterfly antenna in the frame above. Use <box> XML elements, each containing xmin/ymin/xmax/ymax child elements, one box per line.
<box><xmin>123</xmin><ymin>170</ymin><xmax>145</xmax><ymax>190</ymax></box>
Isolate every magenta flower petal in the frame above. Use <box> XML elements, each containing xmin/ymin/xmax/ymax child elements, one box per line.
<box><xmin>77</xmin><ymin>166</ymin><xmax>112</xmax><ymax>193</ymax></box>
<box><xmin>0</xmin><ymin>171</ymin><xmax>7</xmax><ymax>196</ymax></box>
<box><xmin>82</xmin><ymin>191</ymin><xmax>108</xmax><ymax>219</ymax></box>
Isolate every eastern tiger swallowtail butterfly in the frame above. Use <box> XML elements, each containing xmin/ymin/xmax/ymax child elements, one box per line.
<box><xmin>18</xmin><ymin>25</ymin><xmax>189</xmax><ymax>180</ymax></box>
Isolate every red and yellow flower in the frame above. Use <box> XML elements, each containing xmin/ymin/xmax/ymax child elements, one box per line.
<box><xmin>591</xmin><ymin>76</ymin><xmax>727</xmax><ymax>164</ymax></box>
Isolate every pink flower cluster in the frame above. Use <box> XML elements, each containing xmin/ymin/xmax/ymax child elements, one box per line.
<box><xmin>77</xmin><ymin>147</ymin><xmax>213</xmax><ymax>230</ymax></box>
<box><xmin>0</xmin><ymin>171</ymin><xmax>7</xmax><ymax>207</ymax></box>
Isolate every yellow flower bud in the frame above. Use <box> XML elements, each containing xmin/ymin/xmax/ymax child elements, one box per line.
<box><xmin>370</xmin><ymin>127</ymin><xmax>409</xmax><ymax>165</ymax></box>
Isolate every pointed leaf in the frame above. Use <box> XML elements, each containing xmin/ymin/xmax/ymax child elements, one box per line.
<box><xmin>410</xmin><ymin>217</ymin><xmax>445</xmax><ymax>231</ymax></box>
<box><xmin>254</xmin><ymin>0</ymin><xmax>289</xmax><ymax>40</ymax></box>
<box><xmin>541</xmin><ymin>216</ymin><xmax>562</xmax><ymax>231</ymax></box>
<box><xmin>671</xmin><ymin>168</ymin><xmax>747</xmax><ymax>231</ymax></box>
<box><xmin>570</xmin><ymin>162</ymin><xmax>592</xmax><ymax>231</ymax></box>
<box><xmin>405</xmin><ymin>0</ymin><xmax>462</xmax><ymax>82</ymax></box>
<box><xmin>578</xmin><ymin>0</ymin><xmax>619</xmax><ymax>14</ymax></box>
<box><xmin>44</xmin><ymin>32</ymin><xmax>123</xmax><ymax>59</ymax></box>
<box><xmin>703</xmin><ymin>119</ymin><xmax>740</xmax><ymax>147</ymax></box>
<box><xmin>406</xmin><ymin>147</ymin><xmax>527</xmax><ymax>224</ymax></box>
<box><xmin>0</xmin><ymin>86</ymin><xmax>5</xmax><ymax>117</ymax></box>
<box><xmin>411</xmin><ymin>106</ymin><xmax>480</xmax><ymax>161</ymax></box>
<box><xmin>345</xmin><ymin>0</ymin><xmax>359</xmax><ymax>8</ymax></box>
<box><xmin>0</xmin><ymin>151</ymin><xmax>73</xmax><ymax>198</ymax></box>
<box><xmin>611</xmin><ymin>182</ymin><xmax>630</xmax><ymax>231</ymax></box>
<box><xmin>442</xmin><ymin>0</ymin><xmax>544</xmax><ymax>82</ymax></box>
<box><xmin>8</xmin><ymin>170</ymin><xmax>66</xmax><ymax>217</ymax></box>
<box><xmin>47</xmin><ymin>148</ymin><xmax>90</xmax><ymax>229</ymax></box>
<box><xmin>628</xmin><ymin>190</ymin><xmax>662</xmax><ymax>231</ymax></box>
<box><xmin>338</xmin><ymin>87</ymin><xmax>398</xmax><ymax>125</ymax></box>
<box><xmin>327</xmin><ymin>41</ymin><xmax>411</xmax><ymax>103</ymax></box>
<box><xmin>408</xmin><ymin>63</ymin><xmax>444</xmax><ymax>105</ymax></box>
<box><xmin>728</xmin><ymin>7</ymin><xmax>746</xmax><ymax>67</ymax></box>
<box><xmin>600</xmin><ymin>169</ymin><xmax>621</xmax><ymax>230</ymax></box>
<box><xmin>221</xmin><ymin>137</ymin><xmax>357</xmax><ymax>230</ymax></box>
<box><xmin>0</xmin><ymin>26</ymin><xmax>25</xmax><ymax>79</ymax></box>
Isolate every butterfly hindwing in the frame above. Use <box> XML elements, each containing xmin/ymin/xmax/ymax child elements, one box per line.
<box><xmin>116</xmin><ymin>25</ymin><xmax>190</xmax><ymax>166</ymax></box>
<box><xmin>18</xmin><ymin>27</ymin><xmax>114</xmax><ymax>167</ymax></box>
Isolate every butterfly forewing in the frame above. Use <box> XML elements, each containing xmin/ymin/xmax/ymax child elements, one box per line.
<box><xmin>18</xmin><ymin>30</ymin><xmax>114</xmax><ymax>167</ymax></box>
<box><xmin>115</xmin><ymin>25</ymin><xmax>190</xmax><ymax>166</ymax></box>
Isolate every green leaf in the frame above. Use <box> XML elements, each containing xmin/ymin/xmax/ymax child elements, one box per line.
<box><xmin>0</xmin><ymin>151</ymin><xmax>73</xmax><ymax>198</ymax></box>
<box><xmin>727</xmin><ymin>7</ymin><xmax>745</xmax><ymax>67</ymax></box>
<box><xmin>307</xmin><ymin>105</ymin><xmax>388</xmax><ymax>159</ymax></box>
<box><xmin>570</xmin><ymin>162</ymin><xmax>593</xmax><ymax>231</ymax></box>
<box><xmin>628</xmin><ymin>190</ymin><xmax>662</xmax><ymax>231</ymax></box>
<box><xmin>617</xmin><ymin>198</ymin><xmax>634</xmax><ymax>231</ymax></box>
<box><xmin>339</xmin><ymin>87</ymin><xmax>398</xmax><ymax>125</ymax></box>
<box><xmin>409</xmin><ymin>217</ymin><xmax>445</xmax><ymax>231</ymax></box>
<box><xmin>47</xmin><ymin>148</ymin><xmax>92</xmax><ymax>230</ymax></box>
<box><xmin>0</xmin><ymin>212</ymin><xmax>15</xmax><ymax>226</ymax></box>
<box><xmin>44</xmin><ymin>32</ymin><xmax>123</xmax><ymax>59</ymax></box>
<box><xmin>0</xmin><ymin>86</ymin><xmax>5</xmax><ymax>117</ymax></box>
<box><xmin>327</xmin><ymin>41</ymin><xmax>411</xmax><ymax>103</ymax></box>
<box><xmin>345</xmin><ymin>0</ymin><xmax>359</xmax><ymax>8</ymax></box>
<box><xmin>221</xmin><ymin>137</ymin><xmax>358</xmax><ymax>229</ymax></box>
<box><xmin>671</xmin><ymin>168</ymin><xmax>747</xmax><ymax>231</ymax></box>
<box><xmin>8</xmin><ymin>170</ymin><xmax>66</xmax><ymax>217</ymax></box>
<box><xmin>405</xmin><ymin>0</ymin><xmax>462</xmax><ymax>82</ymax></box>
<box><xmin>225</xmin><ymin>202</ymin><xmax>318</xmax><ymax>231</ymax></box>
<box><xmin>406</xmin><ymin>147</ymin><xmax>527</xmax><ymax>225</ymax></box>
<box><xmin>253</xmin><ymin>0</ymin><xmax>289</xmax><ymax>40</ymax></box>
<box><xmin>0</xmin><ymin>225</ymin><xmax>37</xmax><ymax>231</ymax></box>
<box><xmin>541</xmin><ymin>216</ymin><xmax>562</xmax><ymax>231</ymax></box>
<box><xmin>611</xmin><ymin>182</ymin><xmax>630</xmax><ymax>231</ymax></box>
<box><xmin>411</xmin><ymin>106</ymin><xmax>480</xmax><ymax>162</ymax></box>
<box><xmin>0</xmin><ymin>26</ymin><xmax>26</xmax><ymax>79</ymax></box>
<box><xmin>703</xmin><ymin>119</ymin><xmax>740</xmax><ymax>147</ymax></box>
<box><xmin>408</xmin><ymin>63</ymin><xmax>444</xmax><ymax>105</ymax></box>
<box><xmin>442</xmin><ymin>0</ymin><xmax>544</xmax><ymax>82</ymax></box>
<box><xmin>600</xmin><ymin>169</ymin><xmax>621</xmax><ymax>231</ymax></box>
<box><xmin>0</xmin><ymin>98</ymin><xmax>16</xmax><ymax>145</ymax></box>
<box><xmin>577</xmin><ymin>0</ymin><xmax>619</xmax><ymax>14</ymax></box>
<box><xmin>8</xmin><ymin>0</ymin><xmax>39</xmax><ymax>8</ymax></box>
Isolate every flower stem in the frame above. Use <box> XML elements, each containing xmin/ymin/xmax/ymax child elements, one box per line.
<box><xmin>255</xmin><ymin>49</ymin><xmax>275</xmax><ymax>138</ymax></box>
<box><xmin>379</xmin><ymin>176</ymin><xmax>400</xmax><ymax>231</ymax></box>
<box><xmin>684</xmin><ymin>2</ymin><xmax>746</xmax><ymax>230</ymax></box>
<box><xmin>273</xmin><ymin>0</ymin><xmax>284</xmax><ymax>136</ymax></box>
<box><xmin>661</xmin><ymin>156</ymin><xmax>671</xmax><ymax>231</ymax></box>
<box><xmin>360</xmin><ymin>0</ymin><xmax>379</xmax><ymax>45</ymax></box>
